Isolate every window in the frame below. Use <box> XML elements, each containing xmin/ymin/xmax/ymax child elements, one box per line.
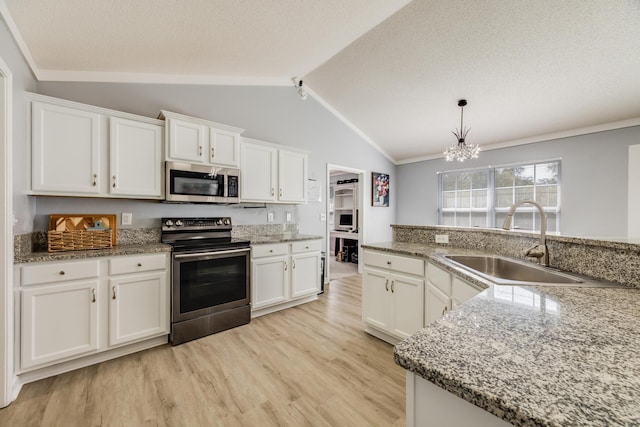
<box><xmin>438</xmin><ymin>160</ymin><xmax>560</xmax><ymax>232</ymax></box>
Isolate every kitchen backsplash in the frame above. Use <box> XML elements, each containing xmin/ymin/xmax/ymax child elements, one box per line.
<box><xmin>14</xmin><ymin>224</ymin><xmax>300</xmax><ymax>259</ymax></box>
<box><xmin>392</xmin><ymin>225</ymin><xmax>640</xmax><ymax>288</ymax></box>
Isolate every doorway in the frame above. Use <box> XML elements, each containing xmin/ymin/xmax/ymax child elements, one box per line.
<box><xmin>326</xmin><ymin>164</ymin><xmax>365</xmax><ymax>282</ymax></box>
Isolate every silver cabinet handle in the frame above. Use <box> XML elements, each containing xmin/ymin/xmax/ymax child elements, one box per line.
<box><xmin>199</xmin><ymin>145</ymin><xmax>203</xmax><ymax>156</ymax></box>
<box><xmin>284</xmin><ymin>261</ymin><xmax>288</xmax><ymax>271</ymax></box>
<box><xmin>386</xmin><ymin>261</ymin><xmax>391</xmax><ymax>265</ymax></box>
<box><xmin>59</xmin><ymin>270</ymin><xmax>65</xmax><ymax>275</ymax></box>
<box><xmin>211</xmin><ymin>147</ymin><xmax>215</xmax><ymax>158</ymax></box>
<box><xmin>112</xmin><ymin>286</ymin><xmax>116</xmax><ymax>300</ymax></box>
<box><xmin>112</xmin><ymin>175</ymin><xmax>116</xmax><ymax>188</ymax></box>
<box><xmin>385</xmin><ymin>279</ymin><xmax>389</xmax><ymax>292</ymax></box>
<box><xmin>92</xmin><ymin>173</ymin><xmax>97</xmax><ymax>186</ymax></box>
<box><xmin>391</xmin><ymin>280</ymin><xmax>395</xmax><ymax>293</ymax></box>
<box><xmin>292</xmin><ymin>260</ymin><xmax>296</xmax><ymax>269</ymax></box>
<box><xmin>442</xmin><ymin>306</ymin><xmax>448</xmax><ymax>316</ymax></box>
<box><xmin>91</xmin><ymin>288</ymin><xmax>96</xmax><ymax>303</ymax></box>
<box><xmin>137</xmin><ymin>263</ymin><xmax>142</xmax><ymax>267</ymax></box>
<box><xmin>279</xmin><ymin>188</ymin><xmax>283</xmax><ymax>197</ymax></box>
<box><xmin>271</xmin><ymin>188</ymin><xmax>275</xmax><ymax>196</ymax></box>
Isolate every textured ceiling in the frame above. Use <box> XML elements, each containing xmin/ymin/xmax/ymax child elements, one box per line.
<box><xmin>2</xmin><ymin>0</ymin><xmax>640</xmax><ymax>163</ymax></box>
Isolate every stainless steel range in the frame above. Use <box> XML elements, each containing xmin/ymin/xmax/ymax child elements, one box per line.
<box><xmin>161</xmin><ymin>217</ymin><xmax>251</xmax><ymax>345</ymax></box>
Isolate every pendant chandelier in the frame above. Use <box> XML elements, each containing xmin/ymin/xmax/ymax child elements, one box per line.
<box><xmin>444</xmin><ymin>99</ymin><xmax>480</xmax><ymax>162</ymax></box>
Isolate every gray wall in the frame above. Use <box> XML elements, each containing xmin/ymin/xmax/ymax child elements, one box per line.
<box><xmin>0</xmin><ymin>15</ymin><xmax>37</xmax><ymax>234</ymax></box>
<box><xmin>34</xmin><ymin>82</ymin><xmax>397</xmax><ymax>245</ymax></box>
<box><xmin>397</xmin><ymin>126</ymin><xmax>640</xmax><ymax>238</ymax></box>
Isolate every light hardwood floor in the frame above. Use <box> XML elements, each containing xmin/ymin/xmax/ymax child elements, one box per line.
<box><xmin>0</xmin><ymin>275</ymin><xmax>405</xmax><ymax>426</ymax></box>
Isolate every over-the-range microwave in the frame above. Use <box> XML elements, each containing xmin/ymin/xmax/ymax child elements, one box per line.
<box><xmin>165</xmin><ymin>161</ymin><xmax>240</xmax><ymax>204</ymax></box>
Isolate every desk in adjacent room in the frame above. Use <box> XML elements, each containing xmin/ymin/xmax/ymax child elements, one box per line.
<box><xmin>330</xmin><ymin>230</ymin><xmax>360</xmax><ymax>260</ymax></box>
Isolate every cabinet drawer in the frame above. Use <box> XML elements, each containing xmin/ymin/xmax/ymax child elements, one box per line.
<box><xmin>22</xmin><ymin>260</ymin><xmax>100</xmax><ymax>286</ymax></box>
<box><xmin>291</xmin><ymin>240</ymin><xmax>321</xmax><ymax>254</ymax></box>
<box><xmin>109</xmin><ymin>253</ymin><xmax>167</xmax><ymax>275</ymax></box>
<box><xmin>252</xmin><ymin>243</ymin><xmax>288</xmax><ymax>258</ymax></box>
<box><xmin>364</xmin><ymin>250</ymin><xmax>424</xmax><ymax>276</ymax></box>
<box><xmin>428</xmin><ymin>262</ymin><xmax>451</xmax><ymax>295</ymax></box>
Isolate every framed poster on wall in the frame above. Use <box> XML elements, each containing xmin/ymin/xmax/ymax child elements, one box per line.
<box><xmin>372</xmin><ymin>172</ymin><xmax>389</xmax><ymax>207</ymax></box>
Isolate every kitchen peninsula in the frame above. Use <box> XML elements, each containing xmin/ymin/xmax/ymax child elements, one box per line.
<box><xmin>363</xmin><ymin>225</ymin><xmax>640</xmax><ymax>427</ymax></box>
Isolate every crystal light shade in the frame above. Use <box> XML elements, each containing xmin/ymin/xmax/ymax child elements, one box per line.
<box><xmin>444</xmin><ymin>99</ymin><xmax>480</xmax><ymax>162</ymax></box>
<box><xmin>444</xmin><ymin>140</ymin><xmax>480</xmax><ymax>162</ymax></box>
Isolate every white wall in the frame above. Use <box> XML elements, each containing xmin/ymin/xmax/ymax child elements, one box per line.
<box><xmin>34</xmin><ymin>82</ymin><xmax>397</xmax><ymax>245</ymax></box>
<box><xmin>629</xmin><ymin>144</ymin><xmax>640</xmax><ymax>239</ymax></box>
<box><xmin>397</xmin><ymin>126</ymin><xmax>640</xmax><ymax>238</ymax></box>
<box><xmin>0</xmin><ymin>15</ymin><xmax>37</xmax><ymax>234</ymax></box>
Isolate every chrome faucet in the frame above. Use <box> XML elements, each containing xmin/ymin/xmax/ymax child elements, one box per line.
<box><xmin>502</xmin><ymin>199</ymin><xmax>549</xmax><ymax>267</ymax></box>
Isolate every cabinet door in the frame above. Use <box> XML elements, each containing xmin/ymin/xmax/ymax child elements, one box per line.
<box><xmin>109</xmin><ymin>117</ymin><xmax>163</xmax><ymax>198</ymax></box>
<box><xmin>209</xmin><ymin>128</ymin><xmax>240</xmax><ymax>167</ymax></box>
<box><xmin>452</xmin><ymin>277</ymin><xmax>482</xmax><ymax>309</ymax></box>
<box><xmin>390</xmin><ymin>274</ymin><xmax>425</xmax><ymax>340</ymax></box>
<box><xmin>425</xmin><ymin>283</ymin><xmax>451</xmax><ymax>327</ymax></box>
<box><xmin>290</xmin><ymin>252</ymin><xmax>320</xmax><ymax>299</ymax></box>
<box><xmin>278</xmin><ymin>149</ymin><xmax>307</xmax><ymax>203</ymax></box>
<box><xmin>31</xmin><ymin>101</ymin><xmax>101</xmax><ymax>194</ymax></box>
<box><xmin>21</xmin><ymin>281</ymin><xmax>99</xmax><ymax>370</ymax></box>
<box><xmin>167</xmin><ymin>118</ymin><xmax>206</xmax><ymax>163</ymax></box>
<box><xmin>108</xmin><ymin>272</ymin><xmax>169</xmax><ymax>346</ymax></box>
<box><xmin>252</xmin><ymin>256</ymin><xmax>289</xmax><ymax>309</ymax></box>
<box><xmin>240</xmin><ymin>143</ymin><xmax>277</xmax><ymax>202</ymax></box>
<box><xmin>362</xmin><ymin>268</ymin><xmax>390</xmax><ymax>331</ymax></box>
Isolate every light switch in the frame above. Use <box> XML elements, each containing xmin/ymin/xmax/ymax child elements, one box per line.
<box><xmin>320</xmin><ymin>212</ymin><xmax>326</xmax><ymax>222</ymax></box>
<box><xmin>267</xmin><ymin>212</ymin><xmax>274</xmax><ymax>222</ymax></box>
<box><xmin>286</xmin><ymin>212</ymin><xmax>292</xmax><ymax>222</ymax></box>
<box><xmin>122</xmin><ymin>212</ymin><xmax>133</xmax><ymax>225</ymax></box>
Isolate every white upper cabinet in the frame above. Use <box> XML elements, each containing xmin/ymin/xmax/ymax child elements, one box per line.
<box><xmin>28</xmin><ymin>93</ymin><xmax>165</xmax><ymax>200</ymax></box>
<box><xmin>240</xmin><ymin>142</ymin><xmax>278</xmax><ymax>202</ymax></box>
<box><xmin>210</xmin><ymin>128</ymin><xmax>240</xmax><ymax>166</ymax></box>
<box><xmin>160</xmin><ymin>110</ymin><xmax>243</xmax><ymax>167</ymax></box>
<box><xmin>166</xmin><ymin>118</ymin><xmax>207</xmax><ymax>163</ymax></box>
<box><xmin>278</xmin><ymin>149</ymin><xmax>308</xmax><ymax>203</ymax></box>
<box><xmin>109</xmin><ymin>117</ymin><xmax>163</xmax><ymax>198</ymax></box>
<box><xmin>31</xmin><ymin>101</ymin><xmax>102</xmax><ymax>195</ymax></box>
<box><xmin>240</xmin><ymin>137</ymin><xmax>308</xmax><ymax>204</ymax></box>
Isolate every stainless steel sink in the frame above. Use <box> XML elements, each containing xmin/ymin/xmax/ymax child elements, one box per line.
<box><xmin>441</xmin><ymin>255</ymin><xmax>625</xmax><ymax>288</ymax></box>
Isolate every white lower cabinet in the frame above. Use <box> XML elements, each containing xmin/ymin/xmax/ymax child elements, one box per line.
<box><xmin>18</xmin><ymin>253</ymin><xmax>170</xmax><ymax>372</ymax></box>
<box><xmin>362</xmin><ymin>250</ymin><xmax>425</xmax><ymax>343</ymax></box>
<box><xmin>21</xmin><ymin>280</ymin><xmax>99</xmax><ymax>370</ymax></box>
<box><xmin>425</xmin><ymin>262</ymin><xmax>482</xmax><ymax>326</ymax></box>
<box><xmin>251</xmin><ymin>240</ymin><xmax>321</xmax><ymax>316</ymax></box>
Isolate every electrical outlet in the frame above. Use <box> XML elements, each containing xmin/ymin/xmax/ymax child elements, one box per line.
<box><xmin>286</xmin><ymin>212</ymin><xmax>292</xmax><ymax>222</ymax></box>
<box><xmin>122</xmin><ymin>212</ymin><xmax>133</xmax><ymax>225</ymax></box>
<box><xmin>267</xmin><ymin>212</ymin><xmax>274</xmax><ymax>222</ymax></box>
<box><xmin>320</xmin><ymin>212</ymin><xmax>326</xmax><ymax>222</ymax></box>
<box><xmin>435</xmin><ymin>234</ymin><xmax>449</xmax><ymax>244</ymax></box>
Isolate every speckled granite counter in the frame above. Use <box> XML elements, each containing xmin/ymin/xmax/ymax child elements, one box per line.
<box><xmin>15</xmin><ymin>243</ymin><xmax>172</xmax><ymax>264</ymax></box>
<box><xmin>363</xmin><ymin>242</ymin><xmax>640</xmax><ymax>426</ymax></box>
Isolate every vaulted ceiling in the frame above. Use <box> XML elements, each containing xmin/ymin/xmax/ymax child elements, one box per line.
<box><xmin>3</xmin><ymin>0</ymin><xmax>640</xmax><ymax>163</ymax></box>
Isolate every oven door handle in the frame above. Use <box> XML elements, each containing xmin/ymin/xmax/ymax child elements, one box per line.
<box><xmin>174</xmin><ymin>248</ymin><xmax>251</xmax><ymax>259</ymax></box>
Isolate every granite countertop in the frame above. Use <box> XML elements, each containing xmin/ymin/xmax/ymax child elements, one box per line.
<box><xmin>15</xmin><ymin>243</ymin><xmax>172</xmax><ymax>264</ymax></box>
<box><xmin>246</xmin><ymin>233</ymin><xmax>323</xmax><ymax>244</ymax></box>
<box><xmin>363</xmin><ymin>242</ymin><xmax>640</xmax><ymax>426</ymax></box>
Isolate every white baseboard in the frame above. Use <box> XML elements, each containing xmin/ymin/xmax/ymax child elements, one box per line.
<box><xmin>251</xmin><ymin>294</ymin><xmax>318</xmax><ymax>318</ymax></box>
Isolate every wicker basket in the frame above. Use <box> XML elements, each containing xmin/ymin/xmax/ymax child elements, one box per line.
<box><xmin>47</xmin><ymin>229</ymin><xmax>113</xmax><ymax>252</ymax></box>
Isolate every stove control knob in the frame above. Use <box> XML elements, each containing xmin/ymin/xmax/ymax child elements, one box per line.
<box><xmin>175</xmin><ymin>220</ymin><xmax>184</xmax><ymax>227</ymax></box>
<box><xmin>216</xmin><ymin>219</ymin><xmax>223</xmax><ymax>225</ymax></box>
<box><xmin>223</xmin><ymin>219</ymin><xmax>230</xmax><ymax>225</ymax></box>
<box><xmin>165</xmin><ymin>220</ymin><xmax>174</xmax><ymax>227</ymax></box>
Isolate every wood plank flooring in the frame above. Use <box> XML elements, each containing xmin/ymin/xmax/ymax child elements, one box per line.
<box><xmin>0</xmin><ymin>275</ymin><xmax>406</xmax><ymax>426</ymax></box>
